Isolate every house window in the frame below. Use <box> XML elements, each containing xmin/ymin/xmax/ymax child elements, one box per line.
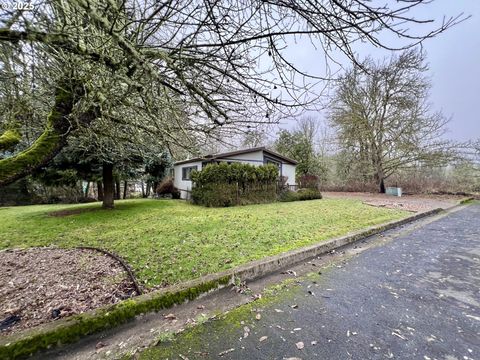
<box><xmin>263</xmin><ymin>156</ymin><xmax>282</xmax><ymax>176</ymax></box>
<box><xmin>182</xmin><ymin>165</ymin><xmax>198</xmax><ymax>181</ymax></box>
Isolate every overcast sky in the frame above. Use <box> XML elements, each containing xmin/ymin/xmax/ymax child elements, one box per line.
<box><xmin>277</xmin><ymin>0</ymin><xmax>480</xmax><ymax>143</ymax></box>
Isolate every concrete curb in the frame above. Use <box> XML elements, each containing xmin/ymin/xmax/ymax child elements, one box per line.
<box><xmin>227</xmin><ymin>208</ymin><xmax>444</xmax><ymax>283</ymax></box>
<box><xmin>0</xmin><ymin>203</ymin><xmax>467</xmax><ymax>359</ymax></box>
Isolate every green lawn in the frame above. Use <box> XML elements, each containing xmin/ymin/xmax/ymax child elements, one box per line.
<box><xmin>0</xmin><ymin>199</ymin><xmax>409</xmax><ymax>288</ymax></box>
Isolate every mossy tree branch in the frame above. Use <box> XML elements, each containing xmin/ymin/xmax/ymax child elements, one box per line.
<box><xmin>0</xmin><ymin>129</ymin><xmax>21</xmax><ymax>152</ymax></box>
<box><xmin>0</xmin><ymin>83</ymin><xmax>84</xmax><ymax>187</ymax></box>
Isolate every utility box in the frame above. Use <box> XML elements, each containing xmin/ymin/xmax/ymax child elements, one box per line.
<box><xmin>386</xmin><ymin>187</ymin><xmax>402</xmax><ymax>197</ymax></box>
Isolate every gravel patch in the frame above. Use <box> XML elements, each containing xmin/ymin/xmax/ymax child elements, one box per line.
<box><xmin>322</xmin><ymin>192</ymin><xmax>462</xmax><ymax>212</ymax></box>
<box><xmin>0</xmin><ymin>248</ymin><xmax>137</xmax><ymax>335</ymax></box>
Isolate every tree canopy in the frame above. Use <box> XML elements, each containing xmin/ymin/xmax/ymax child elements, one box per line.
<box><xmin>329</xmin><ymin>50</ymin><xmax>457</xmax><ymax>193</ymax></box>
<box><xmin>0</xmin><ymin>0</ymin><xmax>464</xmax><ymax>189</ymax></box>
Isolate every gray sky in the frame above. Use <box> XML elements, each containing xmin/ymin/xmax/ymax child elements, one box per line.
<box><xmin>416</xmin><ymin>0</ymin><xmax>480</xmax><ymax>142</ymax></box>
<box><xmin>277</xmin><ymin>0</ymin><xmax>480</xmax><ymax>142</ymax></box>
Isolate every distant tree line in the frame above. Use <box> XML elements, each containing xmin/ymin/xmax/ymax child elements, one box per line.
<box><xmin>270</xmin><ymin>50</ymin><xmax>477</xmax><ymax>194</ymax></box>
<box><xmin>0</xmin><ymin>0</ymin><xmax>464</xmax><ymax>206</ymax></box>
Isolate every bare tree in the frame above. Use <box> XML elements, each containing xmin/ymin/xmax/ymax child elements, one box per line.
<box><xmin>330</xmin><ymin>50</ymin><xmax>458</xmax><ymax>193</ymax></box>
<box><xmin>0</xmin><ymin>0</ymin><xmax>464</xmax><ymax>189</ymax></box>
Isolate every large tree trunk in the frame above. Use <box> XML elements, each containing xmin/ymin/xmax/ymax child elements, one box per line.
<box><xmin>97</xmin><ymin>181</ymin><xmax>104</xmax><ymax>201</ymax></box>
<box><xmin>374</xmin><ymin>169</ymin><xmax>386</xmax><ymax>193</ymax></box>
<box><xmin>379</xmin><ymin>178</ymin><xmax>386</xmax><ymax>193</ymax></box>
<box><xmin>372</xmin><ymin>146</ymin><xmax>386</xmax><ymax>193</ymax></box>
<box><xmin>123</xmin><ymin>180</ymin><xmax>128</xmax><ymax>199</ymax></box>
<box><xmin>115</xmin><ymin>179</ymin><xmax>121</xmax><ymax>200</ymax></box>
<box><xmin>102</xmin><ymin>163</ymin><xmax>115</xmax><ymax>209</ymax></box>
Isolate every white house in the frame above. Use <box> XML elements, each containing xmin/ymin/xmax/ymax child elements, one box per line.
<box><xmin>173</xmin><ymin>147</ymin><xmax>298</xmax><ymax>199</ymax></box>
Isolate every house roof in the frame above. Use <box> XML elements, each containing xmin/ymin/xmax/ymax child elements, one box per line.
<box><xmin>174</xmin><ymin>147</ymin><xmax>298</xmax><ymax>166</ymax></box>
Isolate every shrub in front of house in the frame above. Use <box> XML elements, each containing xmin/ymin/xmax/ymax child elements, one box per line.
<box><xmin>278</xmin><ymin>188</ymin><xmax>322</xmax><ymax>202</ymax></box>
<box><xmin>156</xmin><ymin>177</ymin><xmax>181</xmax><ymax>199</ymax></box>
<box><xmin>190</xmin><ymin>163</ymin><xmax>279</xmax><ymax>207</ymax></box>
<box><xmin>190</xmin><ymin>182</ymin><xmax>236</xmax><ymax>207</ymax></box>
<box><xmin>298</xmin><ymin>174</ymin><xmax>321</xmax><ymax>189</ymax></box>
<box><xmin>297</xmin><ymin>188</ymin><xmax>323</xmax><ymax>200</ymax></box>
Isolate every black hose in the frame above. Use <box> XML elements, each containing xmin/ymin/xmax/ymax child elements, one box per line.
<box><xmin>77</xmin><ymin>246</ymin><xmax>143</xmax><ymax>295</ymax></box>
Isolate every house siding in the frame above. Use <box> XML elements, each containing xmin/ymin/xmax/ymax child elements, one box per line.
<box><xmin>173</xmin><ymin>150</ymin><xmax>297</xmax><ymax>199</ymax></box>
<box><xmin>282</xmin><ymin>163</ymin><xmax>296</xmax><ymax>186</ymax></box>
<box><xmin>215</xmin><ymin>150</ymin><xmax>264</xmax><ymax>165</ymax></box>
<box><xmin>173</xmin><ymin>161</ymin><xmax>203</xmax><ymax>199</ymax></box>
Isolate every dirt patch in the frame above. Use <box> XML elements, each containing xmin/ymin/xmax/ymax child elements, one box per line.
<box><xmin>323</xmin><ymin>192</ymin><xmax>463</xmax><ymax>213</ymax></box>
<box><xmin>0</xmin><ymin>248</ymin><xmax>137</xmax><ymax>335</ymax></box>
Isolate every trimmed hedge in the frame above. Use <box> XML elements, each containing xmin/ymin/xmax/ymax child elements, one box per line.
<box><xmin>278</xmin><ymin>188</ymin><xmax>322</xmax><ymax>202</ymax></box>
<box><xmin>191</xmin><ymin>162</ymin><xmax>278</xmax><ymax>186</ymax></box>
<box><xmin>191</xmin><ymin>182</ymin><xmax>277</xmax><ymax>207</ymax></box>
<box><xmin>191</xmin><ymin>163</ymin><xmax>279</xmax><ymax>207</ymax></box>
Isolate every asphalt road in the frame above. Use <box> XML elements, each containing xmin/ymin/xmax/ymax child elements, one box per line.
<box><xmin>141</xmin><ymin>203</ymin><xmax>480</xmax><ymax>360</ymax></box>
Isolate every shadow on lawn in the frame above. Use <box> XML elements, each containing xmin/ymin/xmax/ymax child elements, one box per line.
<box><xmin>47</xmin><ymin>199</ymin><xmax>173</xmax><ymax>217</ymax></box>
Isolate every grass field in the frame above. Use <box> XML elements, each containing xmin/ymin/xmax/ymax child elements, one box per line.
<box><xmin>0</xmin><ymin>199</ymin><xmax>409</xmax><ymax>288</ymax></box>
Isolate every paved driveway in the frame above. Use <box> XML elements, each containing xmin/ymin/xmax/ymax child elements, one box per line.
<box><xmin>142</xmin><ymin>204</ymin><xmax>480</xmax><ymax>360</ymax></box>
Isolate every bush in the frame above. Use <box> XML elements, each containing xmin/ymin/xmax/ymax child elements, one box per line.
<box><xmin>278</xmin><ymin>188</ymin><xmax>322</xmax><ymax>202</ymax></box>
<box><xmin>278</xmin><ymin>189</ymin><xmax>298</xmax><ymax>202</ymax></box>
<box><xmin>191</xmin><ymin>163</ymin><xmax>279</xmax><ymax>207</ymax></box>
<box><xmin>297</xmin><ymin>188</ymin><xmax>323</xmax><ymax>200</ymax></box>
<box><xmin>191</xmin><ymin>162</ymin><xmax>279</xmax><ymax>186</ymax></box>
<box><xmin>156</xmin><ymin>177</ymin><xmax>180</xmax><ymax>199</ymax></box>
<box><xmin>298</xmin><ymin>174</ymin><xmax>321</xmax><ymax>189</ymax></box>
<box><xmin>192</xmin><ymin>183</ymin><xmax>236</xmax><ymax>207</ymax></box>
<box><xmin>192</xmin><ymin>182</ymin><xmax>278</xmax><ymax>207</ymax></box>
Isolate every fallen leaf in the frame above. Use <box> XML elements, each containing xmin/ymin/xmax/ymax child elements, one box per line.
<box><xmin>296</xmin><ymin>341</ymin><xmax>304</xmax><ymax>350</ymax></box>
<box><xmin>283</xmin><ymin>270</ymin><xmax>297</xmax><ymax>277</ymax></box>
<box><xmin>164</xmin><ymin>313</ymin><xmax>177</xmax><ymax>320</ymax></box>
<box><xmin>392</xmin><ymin>331</ymin><xmax>407</xmax><ymax>340</ymax></box>
<box><xmin>259</xmin><ymin>336</ymin><xmax>268</xmax><ymax>342</ymax></box>
<box><xmin>252</xmin><ymin>293</ymin><xmax>262</xmax><ymax>301</ymax></box>
<box><xmin>218</xmin><ymin>348</ymin><xmax>235</xmax><ymax>356</ymax></box>
<box><xmin>95</xmin><ymin>341</ymin><xmax>107</xmax><ymax>350</ymax></box>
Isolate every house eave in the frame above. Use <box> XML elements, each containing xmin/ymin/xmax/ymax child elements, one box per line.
<box><xmin>174</xmin><ymin>147</ymin><xmax>297</xmax><ymax>166</ymax></box>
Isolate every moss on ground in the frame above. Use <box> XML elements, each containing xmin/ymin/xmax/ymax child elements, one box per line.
<box><xmin>0</xmin><ymin>275</ymin><xmax>231</xmax><ymax>359</ymax></box>
<box><xmin>138</xmin><ymin>275</ymin><xmax>307</xmax><ymax>360</ymax></box>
